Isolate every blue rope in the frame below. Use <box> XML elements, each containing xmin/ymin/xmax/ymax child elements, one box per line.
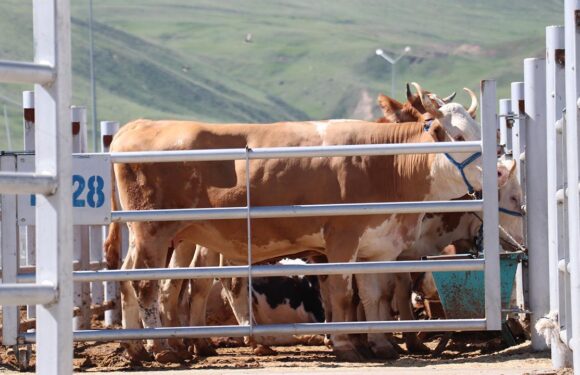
<box><xmin>499</xmin><ymin>207</ymin><xmax>524</xmax><ymax>217</ymax></box>
<box><xmin>423</xmin><ymin>119</ymin><xmax>481</xmax><ymax>197</ymax></box>
<box><xmin>443</xmin><ymin>152</ymin><xmax>482</xmax><ymax>197</ymax></box>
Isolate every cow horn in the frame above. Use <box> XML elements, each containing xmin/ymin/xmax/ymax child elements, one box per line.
<box><xmin>464</xmin><ymin>87</ymin><xmax>478</xmax><ymax>119</ymax></box>
<box><xmin>441</xmin><ymin>91</ymin><xmax>456</xmax><ymax>103</ymax></box>
<box><xmin>427</xmin><ymin>93</ymin><xmax>446</xmax><ymax>107</ymax></box>
<box><xmin>411</xmin><ymin>82</ymin><xmax>443</xmax><ymax>118</ymax></box>
<box><xmin>406</xmin><ymin>82</ymin><xmax>413</xmax><ymax>101</ymax></box>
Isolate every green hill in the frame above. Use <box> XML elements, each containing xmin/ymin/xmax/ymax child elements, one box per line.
<box><xmin>0</xmin><ymin>0</ymin><xmax>564</xmax><ymax>150</ymax></box>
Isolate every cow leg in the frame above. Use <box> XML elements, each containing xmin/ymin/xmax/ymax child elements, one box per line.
<box><xmin>355</xmin><ymin>272</ymin><xmax>400</xmax><ymax>360</ymax></box>
<box><xmin>159</xmin><ymin>241</ymin><xmax>196</xmax><ymax>357</ymax></box>
<box><xmin>395</xmin><ymin>273</ymin><xmax>430</xmax><ymax>354</ymax></box>
<box><xmin>129</xmin><ymin>223</ymin><xmax>183</xmax><ymax>364</ymax></box>
<box><xmin>324</xmin><ymin>233</ymin><xmax>366</xmax><ymax>362</ymax></box>
<box><xmin>219</xmin><ymin>276</ymin><xmax>277</xmax><ymax>356</ymax></box>
<box><xmin>188</xmin><ymin>246</ymin><xmax>219</xmax><ymax>357</ymax></box>
<box><xmin>120</xmin><ymin>247</ymin><xmax>151</xmax><ymax>361</ymax></box>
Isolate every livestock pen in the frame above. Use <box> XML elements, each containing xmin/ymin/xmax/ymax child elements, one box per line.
<box><xmin>0</xmin><ymin>0</ymin><xmax>578</xmax><ymax>374</ymax></box>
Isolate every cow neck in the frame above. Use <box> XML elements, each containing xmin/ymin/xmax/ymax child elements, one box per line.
<box><xmin>366</xmin><ymin>122</ymin><xmax>434</xmax><ymax>202</ymax></box>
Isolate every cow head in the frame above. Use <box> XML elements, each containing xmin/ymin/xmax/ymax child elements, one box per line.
<box><xmin>376</xmin><ymin>83</ymin><xmax>456</xmax><ymax>123</ymax></box>
<box><xmin>497</xmin><ymin>158</ymin><xmax>525</xmax><ymax>248</ymax></box>
<box><xmin>411</xmin><ymin>82</ymin><xmax>484</xmax><ymax>200</ymax></box>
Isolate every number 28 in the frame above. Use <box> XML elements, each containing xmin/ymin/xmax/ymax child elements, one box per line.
<box><xmin>31</xmin><ymin>175</ymin><xmax>105</xmax><ymax>208</ymax></box>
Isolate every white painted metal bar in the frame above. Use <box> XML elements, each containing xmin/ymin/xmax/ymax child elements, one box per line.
<box><xmin>245</xmin><ymin>148</ymin><xmax>254</xmax><ymax>336</ymax></box>
<box><xmin>22</xmin><ymin>91</ymin><xmax>36</xmax><ymax>322</ymax></box>
<box><xmin>481</xmin><ymin>80</ymin><xmax>502</xmax><ymax>331</ymax></box>
<box><xmin>21</xmin><ymin>318</ymin><xmax>488</xmax><ymax>343</ymax></box>
<box><xmin>1</xmin><ymin>155</ymin><xmax>20</xmax><ymax>346</ymax></box>
<box><xmin>112</xmin><ymin>200</ymin><xmax>483</xmax><ymax>223</ymax></box>
<box><xmin>565</xmin><ymin>0</ymin><xmax>580</xmax><ymax>372</ymax></box>
<box><xmin>33</xmin><ymin>0</ymin><xmax>74</xmax><ymax>373</ymax></box>
<box><xmin>499</xmin><ymin>99</ymin><xmax>513</xmax><ymax>154</ymax></box>
<box><xmin>0</xmin><ymin>173</ymin><xmax>56</xmax><ymax>194</ymax></box>
<box><xmin>73</xmin><ymin>259</ymin><xmax>485</xmax><ymax>282</ymax></box>
<box><xmin>0</xmin><ymin>60</ymin><xmax>54</xmax><ymax>85</ymax></box>
<box><xmin>0</xmin><ymin>284</ymin><xmax>56</xmax><ymax>305</ymax></box>
<box><xmin>524</xmin><ymin>57</ymin><xmax>550</xmax><ymax>350</ymax></box>
<box><xmin>100</xmin><ymin>121</ymin><xmax>121</xmax><ymax>327</ymax></box>
<box><xmin>511</xmin><ymin>80</ymin><xmax>529</xmax><ymax>322</ymax></box>
<box><xmin>72</xmin><ymin>106</ymin><xmax>91</xmax><ymax>330</ymax></box>
<box><xmin>511</xmin><ymin>82</ymin><xmax>527</xmax><ymax>188</ymax></box>
<box><xmin>546</xmin><ymin>24</ymin><xmax>573</xmax><ymax>367</ymax></box>
<box><xmin>108</xmin><ymin>141</ymin><xmax>482</xmax><ymax>163</ymax></box>
<box><xmin>87</xmin><ymin>119</ymin><xmax>104</xmax><ymax>307</ymax></box>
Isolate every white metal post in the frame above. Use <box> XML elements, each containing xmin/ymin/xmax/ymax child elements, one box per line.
<box><xmin>511</xmin><ymin>81</ymin><xmax>529</xmax><ymax>315</ymax></box>
<box><xmin>72</xmin><ymin>106</ymin><xmax>91</xmax><ymax>330</ymax></box>
<box><xmin>546</xmin><ymin>25</ymin><xmax>572</xmax><ymax>367</ymax></box>
<box><xmin>33</xmin><ymin>0</ymin><xmax>74</xmax><ymax>373</ymax></box>
<box><xmin>84</xmin><ymin>113</ymin><xmax>105</xmax><ymax>307</ymax></box>
<box><xmin>1</xmin><ymin>155</ymin><xmax>20</xmax><ymax>346</ymax></box>
<box><xmin>22</xmin><ymin>91</ymin><xmax>36</xmax><ymax>322</ymax></box>
<box><xmin>482</xmin><ymin>80</ymin><xmax>502</xmax><ymax>331</ymax></box>
<box><xmin>524</xmin><ymin>58</ymin><xmax>550</xmax><ymax>351</ymax></box>
<box><xmin>511</xmin><ymin>82</ymin><xmax>527</xmax><ymax>187</ymax></box>
<box><xmin>565</xmin><ymin>0</ymin><xmax>580</xmax><ymax>370</ymax></box>
<box><xmin>101</xmin><ymin>120</ymin><xmax>121</xmax><ymax>326</ymax></box>
<box><xmin>22</xmin><ymin>90</ymin><xmax>35</xmax><ymax>152</ymax></box>
<box><xmin>499</xmin><ymin>99</ymin><xmax>513</xmax><ymax>155</ymax></box>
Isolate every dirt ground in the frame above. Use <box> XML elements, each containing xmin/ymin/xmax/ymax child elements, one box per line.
<box><xmin>0</xmin><ymin>333</ymin><xmax>568</xmax><ymax>374</ymax></box>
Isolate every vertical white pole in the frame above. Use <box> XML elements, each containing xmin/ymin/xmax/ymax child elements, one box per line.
<box><xmin>101</xmin><ymin>120</ymin><xmax>121</xmax><ymax>326</ymax></box>
<box><xmin>524</xmin><ymin>57</ymin><xmax>550</xmax><ymax>351</ymax></box>
<box><xmin>511</xmin><ymin>81</ymin><xmax>528</xmax><ymax>317</ymax></box>
<box><xmin>546</xmin><ymin>25</ymin><xmax>572</xmax><ymax>367</ymax></box>
<box><xmin>33</xmin><ymin>0</ymin><xmax>74</xmax><ymax>373</ymax></box>
<box><xmin>511</xmin><ymin>82</ymin><xmax>527</xmax><ymax>187</ymax></box>
<box><xmin>565</xmin><ymin>0</ymin><xmax>580</xmax><ymax>370</ymax></box>
<box><xmin>22</xmin><ymin>91</ymin><xmax>36</xmax><ymax>322</ymax></box>
<box><xmin>482</xmin><ymin>80</ymin><xmax>502</xmax><ymax>331</ymax></box>
<box><xmin>1</xmin><ymin>155</ymin><xmax>20</xmax><ymax>346</ymax></box>
<box><xmin>72</xmin><ymin>106</ymin><xmax>91</xmax><ymax>330</ymax></box>
<box><xmin>499</xmin><ymin>99</ymin><xmax>513</xmax><ymax>155</ymax></box>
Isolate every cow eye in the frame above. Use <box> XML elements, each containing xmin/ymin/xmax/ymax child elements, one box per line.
<box><xmin>454</xmin><ymin>135</ymin><xmax>465</xmax><ymax>141</ymax></box>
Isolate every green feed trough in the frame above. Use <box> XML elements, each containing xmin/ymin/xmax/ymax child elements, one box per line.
<box><xmin>431</xmin><ymin>252</ymin><xmax>525</xmax><ymax>319</ymax></box>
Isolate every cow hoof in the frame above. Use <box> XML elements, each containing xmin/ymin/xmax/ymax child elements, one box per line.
<box><xmin>168</xmin><ymin>339</ymin><xmax>188</xmax><ymax>353</ymax></box>
<box><xmin>334</xmin><ymin>348</ymin><xmax>365</xmax><ymax>362</ymax></box>
<box><xmin>372</xmin><ymin>345</ymin><xmax>400</xmax><ymax>361</ymax></box>
<box><xmin>253</xmin><ymin>345</ymin><xmax>277</xmax><ymax>356</ymax></box>
<box><xmin>176</xmin><ymin>350</ymin><xmax>194</xmax><ymax>361</ymax></box>
<box><xmin>323</xmin><ymin>335</ymin><xmax>333</xmax><ymax>348</ymax></box>
<box><xmin>407</xmin><ymin>341</ymin><xmax>431</xmax><ymax>355</ymax></box>
<box><xmin>154</xmin><ymin>350</ymin><xmax>183</xmax><ymax>364</ymax></box>
<box><xmin>122</xmin><ymin>342</ymin><xmax>152</xmax><ymax>362</ymax></box>
<box><xmin>192</xmin><ymin>343</ymin><xmax>218</xmax><ymax>357</ymax></box>
<box><xmin>354</xmin><ymin>344</ymin><xmax>375</xmax><ymax>359</ymax></box>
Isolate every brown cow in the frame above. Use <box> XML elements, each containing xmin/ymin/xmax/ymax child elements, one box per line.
<box><xmin>109</xmin><ymin>83</ymin><xmax>486</xmax><ymax>362</ymax></box>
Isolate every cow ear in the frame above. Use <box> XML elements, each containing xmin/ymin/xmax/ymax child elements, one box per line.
<box><xmin>400</xmin><ymin>107</ymin><xmax>421</xmax><ymax>122</ymax></box>
<box><xmin>429</xmin><ymin>122</ymin><xmax>447</xmax><ymax>142</ymax></box>
<box><xmin>497</xmin><ymin>163</ymin><xmax>509</xmax><ymax>187</ymax></box>
<box><xmin>378</xmin><ymin>94</ymin><xmax>404</xmax><ymax>122</ymax></box>
<box><xmin>508</xmin><ymin>159</ymin><xmax>517</xmax><ymax>177</ymax></box>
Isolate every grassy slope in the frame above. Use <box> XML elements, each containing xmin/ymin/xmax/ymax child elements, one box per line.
<box><xmin>0</xmin><ymin>0</ymin><xmax>564</xmax><ymax>150</ymax></box>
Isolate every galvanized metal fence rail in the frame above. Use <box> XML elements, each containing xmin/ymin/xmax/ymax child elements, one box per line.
<box><xmin>5</xmin><ymin>82</ymin><xmax>504</xmax><ymax>354</ymax></box>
